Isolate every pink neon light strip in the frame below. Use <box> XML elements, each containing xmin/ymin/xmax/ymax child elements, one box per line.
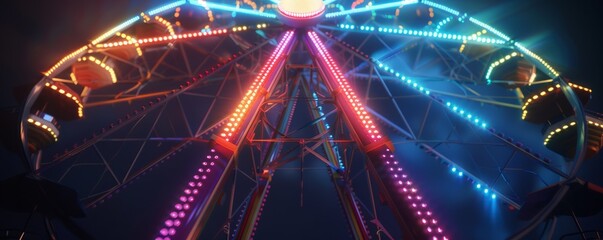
<box><xmin>306</xmin><ymin>31</ymin><xmax>448</xmax><ymax>240</ymax></box>
<box><xmin>155</xmin><ymin>32</ymin><xmax>296</xmax><ymax>240</ymax></box>
<box><xmin>306</xmin><ymin>31</ymin><xmax>381</xmax><ymax>141</ymax></box>
<box><xmin>219</xmin><ymin>30</ymin><xmax>295</xmax><ymax>142</ymax></box>
<box><xmin>155</xmin><ymin>149</ymin><xmax>222</xmax><ymax>240</ymax></box>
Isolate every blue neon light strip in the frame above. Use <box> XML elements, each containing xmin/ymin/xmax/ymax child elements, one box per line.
<box><xmin>468</xmin><ymin>17</ymin><xmax>511</xmax><ymax>41</ymax></box>
<box><xmin>421</xmin><ymin>0</ymin><xmax>460</xmax><ymax>16</ymax></box>
<box><xmin>373</xmin><ymin>62</ymin><xmax>501</xmax><ymax>202</ymax></box>
<box><xmin>148</xmin><ymin>0</ymin><xmax>186</xmax><ymax>15</ymax></box>
<box><xmin>312</xmin><ymin>92</ymin><xmax>345</xmax><ymax>170</ymax></box>
<box><xmin>434</xmin><ymin>16</ymin><xmax>453</xmax><ymax>32</ymax></box>
<box><xmin>484</xmin><ymin>52</ymin><xmax>522</xmax><ymax>84</ymax></box>
<box><xmin>325</xmin><ymin>0</ymin><xmax>418</xmax><ymax>18</ymax></box>
<box><xmin>417</xmin><ymin>1</ymin><xmax>560</xmax><ymax>77</ymax></box>
<box><xmin>444</xmin><ymin>157</ymin><xmax>500</xmax><ymax>202</ymax></box>
<box><xmin>323</xmin><ymin>0</ymin><xmax>337</xmax><ymax>4</ymax></box>
<box><xmin>91</xmin><ymin>16</ymin><xmax>140</xmax><ymax>45</ymax></box>
<box><xmin>191</xmin><ymin>1</ymin><xmax>277</xmax><ymax>18</ymax></box>
<box><xmin>336</xmin><ymin>24</ymin><xmax>507</xmax><ymax>46</ymax></box>
<box><xmin>328</xmin><ymin>3</ymin><xmax>346</xmax><ymax>12</ymax></box>
<box><xmin>450</xmin><ymin>166</ymin><xmax>498</xmax><ymax>200</ymax></box>
<box><xmin>373</xmin><ymin>61</ymin><xmax>488</xmax><ymax>129</ymax></box>
<box><xmin>514</xmin><ymin>42</ymin><xmax>559</xmax><ymax>77</ymax></box>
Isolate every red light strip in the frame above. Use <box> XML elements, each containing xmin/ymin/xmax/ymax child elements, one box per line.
<box><xmin>306</xmin><ymin>31</ymin><xmax>448</xmax><ymax>240</ymax></box>
<box><xmin>95</xmin><ymin>29</ymin><xmax>231</xmax><ymax>49</ymax></box>
<box><xmin>218</xmin><ymin>30</ymin><xmax>295</xmax><ymax>142</ymax></box>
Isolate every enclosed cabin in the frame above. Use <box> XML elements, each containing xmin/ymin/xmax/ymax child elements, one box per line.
<box><xmin>521</xmin><ymin>81</ymin><xmax>602</xmax><ymax>160</ymax></box>
<box><xmin>18</xmin><ymin>81</ymin><xmax>83</xmax><ymax>151</ymax></box>
<box><xmin>521</xmin><ymin>82</ymin><xmax>591</xmax><ymax>123</ymax></box>
<box><xmin>71</xmin><ymin>56</ymin><xmax>117</xmax><ymax>89</ymax></box>
<box><xmin>543</xmin><ymin>115</ymin><xmax>603</xmax><ymax>160</ymax></box>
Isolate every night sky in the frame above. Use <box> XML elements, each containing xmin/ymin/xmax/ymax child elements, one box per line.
<box><xmin>1</xmin><ymin>0</ymin><xmax>603</xmax><ymax>239</ymax></box>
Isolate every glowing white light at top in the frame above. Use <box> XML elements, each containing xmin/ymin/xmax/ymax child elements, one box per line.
<box><xmin>278</xmin><ymin>0</ymin><xmax>325</xmax><ymax>16</ymax></box>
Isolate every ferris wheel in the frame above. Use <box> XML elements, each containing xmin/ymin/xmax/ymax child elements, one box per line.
<box><xmin>11</xmin><ymin>0</ymin><xmax>603</xmax><ymax>239</ymax></box>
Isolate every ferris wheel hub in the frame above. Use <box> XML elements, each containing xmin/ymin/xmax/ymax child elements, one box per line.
<box><xmin>277</xmin><ymin>0</ymin><xmax>325</xmax><ymax>28</ymax></box>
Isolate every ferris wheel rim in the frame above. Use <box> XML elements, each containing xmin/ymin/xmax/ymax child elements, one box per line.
<box><xmin>18</xmin><ymin>0</ymin><xmax>593</xmax><ymax>238</ymax></box>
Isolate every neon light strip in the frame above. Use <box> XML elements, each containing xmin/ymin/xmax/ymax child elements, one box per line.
<box><xmin>335</xmin><ymin>24</ymin><xmax>507</xmax><ymax>46</ymax></box>
<box><xmin>255</xmin><ymin>23</ymin><xmax>268</xmax><ymax>29</ymax></box>
<box><xmin>325</xmin><ymin>0</ymin><xmax>418</xmax><ymax>18</ymax></box>
<box><xmin>374</xmin><ymin>58</ymin><xmax>501</xmax><ymax>203</ymax></box>
<box><xmin>231</xmin><ymin>25</ymin><xmax>249</xmax><ymax>32</ymax></box>
<box><xmin>459</xmin><ymin>29</ymin><xmax>487</xmax><ymax>53</ymax></box>
<box><xmin>434</xmin><ymin>16</ymin><xmax>453</xmax><ymax>32</ymax></box>
<box><xmin>95</xmin><ymin>29</ymin><xmax>232</xmax><ymax>49</ymax></box>
<box><xmin>154</xmin><ymin>16</ymin><xmax>176</xmax><ymax>36</ymax></box>
<box><xmin>424</xmin><ymin>144</ymin><xmax>505</xmax><ymax>203</ymax></box>
<box><xmin>219</xmin><ymin>31</ymin><xmax>295</xmax><ymax>142</ymax></box>
<box><xmin>421</xmin><ymin>0</ymin><xmax>460</xmax><ymax>16</ymax></box>
<box><xmin>44</xmin><ymin>46</ymin><xmax>88</xmax><ymax>76</ymax></box>
<box><xmin>468</xmin><ymin>17</ymin><xmax>510</xmax><ymax>41</ymax></box>
<box><xmin>307</xmin><ymin>32</ymin><xmax>447</xmax><ymax>239</ymax></box>
<box><xmin>328</xmin><ymin>3</ymin><xmax>346</xmax><ymax>12</ymax></box>
<box><xmin>91</xmin><ymin>16</ymin><xmax>140</xmax><ymax>45</ymax></box>
<box><xmin>514</xmin><ymin>42</ymin><xmax>559</xmax><ymax>77</ymax></box>
<box><xmin>155</xmin><ymin>149</ymin><xmax>222</xmax><ymax>240</ymax></box>
<box><xmin>379</xmin><ymin>27</ymin><xmax>505</xmax><ymax>45</ymax></box>
<box><xmin>115</xmin><ymin>32</ymin><xmax>143</xmax><ymax>56</ymax></box>
<box><xmin>77</xmin><ymin>56</ymin><xmax>117</xmax><ymax>84</ymax></box>
<box><xmin>484</xmin><ymin>52</ymin><xmax>523</xmax><ymax>84</ymax></box>
<box><xmin>240</xmin><ymin>0</ymin><xmax>258</xmax><ymax>10</ymax></box>
<box><xmin>419</xmin><ymin>2</ymin><xmax>561</xmax><ymax>77</ymax></box>
<box><xmin>44</xmin><ymin>82</ymin><xmax>84</xmax><ymax>118</ymax></box>
<box><xmin>141</xmin><ymin>12</ymin><xmax>152</xmax><ymax>22</ymax></box>
<box><xmin>307</xmin><ymin>31</ymin><xmax>381</xmax><ymax>140</ymax></box>
<box><xmin>374</xmin><ymin>61</ymin><xmax>488</xmax><ymax>129</ymax></box>
<box><xmin>28</xmin><ymin>115</ymin><xmax>59</xmax><ymax>141</ymax></box>
<box><xmin>544</xmin><ymin>117</ymin><xmax>603</xmax><ymax>145</ymax></box>
<box><xmin>323</xmin><ymin>0</ymin><xmax>336</xmax><ymax>4</ymax></box>
<box><xmin>148</xmin><ymin>0</ymin><xmax>186</xmax><ymax>15</ymax></box>
<box><xmin>374</xmin><ymin>50</ymin><xmax>578</xmax><ymax>204</ymax></box>
<box><xmin>521</xmin><ymin>83</ymin><xmax>591</xmax><ymax>120</ymax></box>
<box><xmin>378</xmin><ymin>150</ymin><xmax>448</xmax><ymax>239</ymax></box>
<box><xmin>312</xmin><ymin>92</ymin><xmax>345</xmax><ymax>169</ymax></box>
<box><xmin>191</xmin><ymin>1</ymin><xmax>277</xmax><ymax>18</ymax></box>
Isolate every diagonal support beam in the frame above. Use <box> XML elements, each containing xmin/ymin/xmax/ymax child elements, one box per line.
<box><xmin>304</xmin><ymin>30</ymin><xmax>448</xmax><ymax>240</ymax></box>
<box><xmin>232</xmin><ymin>67</ymin><xmax>301</xmax><ymax>240</ymax></box>
<box><xmin>179</xmin><ymin>31</ymin><xmax>297</xmax><ymax>240</ymax></box>
<box><xmin>301</xmin><ymin>78</ymin><xmax>371</xmax><ymax>239</ymax></box>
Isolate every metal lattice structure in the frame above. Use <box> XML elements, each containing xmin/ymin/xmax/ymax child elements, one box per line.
<box><xmin>16</xmin><ymin>0</ymin><xmax>602</xmax><ymax>239</ymax></box>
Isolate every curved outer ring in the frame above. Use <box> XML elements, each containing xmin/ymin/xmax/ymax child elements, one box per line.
<box><xmin>19</xmin><ymin>1</ymin><xmax>589</xmax><ymax>238</ymax></box>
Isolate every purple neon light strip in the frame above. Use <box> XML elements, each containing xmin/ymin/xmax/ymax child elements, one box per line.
<box><xmin>306</xmin><ymin>31</ymin><xmax>448</xmax><ymax>240</ymax></box>
<box><xmin>155</xmin><ymin>32</ymin><xmax>297</xmax><ymax>240</ymax></box>
<box><xmin>154</xmin><ymin>149</ymin><xmax>222</xmax><ymax>240</ymax></box>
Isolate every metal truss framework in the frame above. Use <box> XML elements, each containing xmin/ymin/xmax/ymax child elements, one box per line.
<box><xmin>18</xmin><ymin>1</ymin><xmax>593</xmax><ymax>239</ymax></box>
